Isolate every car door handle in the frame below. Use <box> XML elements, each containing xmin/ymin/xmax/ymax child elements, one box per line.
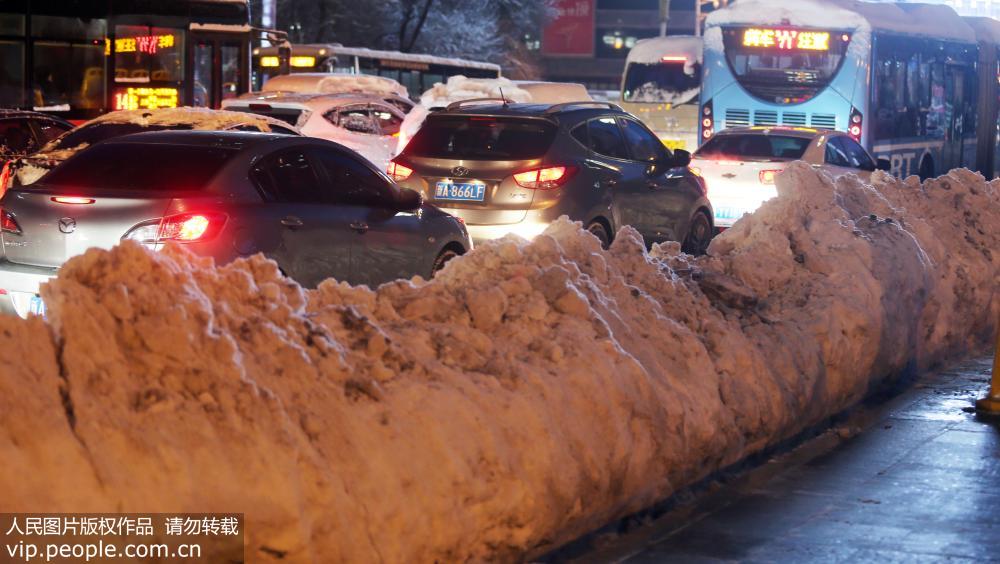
<box><xmin>280</xmin><ymin>216</ymin><xmax>303</xmax><ymax>228</ymax></box>
<box><xmin>350</xmin><ymin>221</ymin><xmax>369</xmax><ymax>234</ymax></box>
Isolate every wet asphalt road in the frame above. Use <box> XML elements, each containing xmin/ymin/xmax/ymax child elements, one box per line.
<box><xmin>565</xmin><ymin>356</ymin><xmax>1000</xmax><ymax>563</ymax></box>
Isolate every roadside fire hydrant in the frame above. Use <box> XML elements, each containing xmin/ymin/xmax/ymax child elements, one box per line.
<box><xmin>975</xmin><ymin>314</ymin><xmax>1000</xmax><ymax>416</ymax></box>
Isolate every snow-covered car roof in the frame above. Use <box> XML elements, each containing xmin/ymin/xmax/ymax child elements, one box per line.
<box><xmin>419</xmin><ymin>76</ymin><xmax>533</xmax><ymax>108</ymax></box>
<box><xmin>260</xmin><ymin>73</ymin><xmax>410</xmax><ymax>97</ymax></box>
<box><xmin>512</xmin><ymin>81</ymin><xmax>592</xmax><ymax>104</ymax></box>
<box><xmin>705</xmin><ymin>0</ymin><xmax>976</xmax><ymax>43</ymax></box>
<box><xmin>226</xmin><ymin>92</ymin><xmax>404</xmax><ymax>112</ymax></box>
<box><xmin>32</xmin><ymin>107</ymin><xmax>296</xmax><ymax>160</ymax></box>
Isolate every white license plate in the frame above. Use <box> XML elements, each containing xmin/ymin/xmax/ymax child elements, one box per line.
<box><xmin>28</xmin><ymin>295</ymin><xmax>45</xmax><ymax>316</ymax></box>
<box><xmin>435</xmin><ymin>182</ymin><xmax>486</xmax><ymax>202</ymax></box>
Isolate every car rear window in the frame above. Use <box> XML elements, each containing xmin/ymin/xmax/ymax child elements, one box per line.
<box><xmin>41</xmin><ymin>143</ymin><xmax>238</xmax><ymax>192</ymax></box>
<box><xmin>405</xmin><ymin>116</ymin><xmax>557</xmax><ymax>160</ymax></box>
<box><xmin>49</xmin><ymin>123</ymin><xmax>194</xmax><ymax>151</ymax></box>
<box><xmin>228</xmin><ymin>106</ymin><xmax>303</xmax><ymax>127</ymax></box>
<box><xmin>695</xmin><ymin>134</ymin><xmax>811</xmax><ymax>161</ymax></box>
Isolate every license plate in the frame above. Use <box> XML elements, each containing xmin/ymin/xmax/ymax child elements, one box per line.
<box><xmin>28</xmin><ymin>295</ymin><xmax>45</xmax><ymax>317</ymax></box>
<box><xmin>715</xmin><ymin>206</ymin><xmax>751</xmax><ymax>220</ymax></box>
<box><xmin>435</xmin><ymin>182</ymin><xmax>486</xmax><ymax>202</ymax></box>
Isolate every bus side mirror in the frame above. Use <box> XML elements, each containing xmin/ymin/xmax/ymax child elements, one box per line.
<box><xmin>876</xmin><ymin>158</ymin><xmax>891</xmax><ymax>171</ymax></box>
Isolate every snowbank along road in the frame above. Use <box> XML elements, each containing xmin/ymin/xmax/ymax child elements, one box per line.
<box><xmin>0</xmin><ymin>163</ymin><xmax>997</xmax><ymax>562</ymax></box>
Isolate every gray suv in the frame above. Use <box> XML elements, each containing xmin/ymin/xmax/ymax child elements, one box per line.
<box><xmin>388</xmin><ymin>100</ymin><xmax>712</xmax><ymax>251</ymax></box>
<box><xmin>0</xmin><ymin>131</ymin><xmax>470</xmax><ymax>317</ymax></box>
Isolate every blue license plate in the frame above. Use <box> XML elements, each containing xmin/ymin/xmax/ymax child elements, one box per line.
<box><xmin>28</xmin><ymin>295</ymin><xmax>45</xmax><ymax>317</ymax></box>
<box><xmin>435</xmin><ymin>182</ymin><xmax>486</xmax><ymax>202</ymax></box>
<box><xmin>715</xmin><ymin>207</ymin><xmax>750</xmax><ymax>220</ymax></box>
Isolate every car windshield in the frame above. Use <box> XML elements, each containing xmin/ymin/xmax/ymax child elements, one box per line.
<box><xmin>46</xmin><ymin>123</ymin><xmax>195</xmax><ymax>152</ymax></box>
<box><xmin>694</xmin><ymin>133</ymin><xmax>811</xmax><ymax>161</ymax></box>
<box><xmin>41</xmin><ymin>143</ymin><xmax>238</xmax><ymax>192</ymax></box>
<box><xmin>405</xmin><ymin>117</ymin><xmax>557</xmax><ymax>160</ymax></box>
<box><xmin>622</xmin><ymin>61</ymin><xmax>701</xmax><ymax>105</ymax></box>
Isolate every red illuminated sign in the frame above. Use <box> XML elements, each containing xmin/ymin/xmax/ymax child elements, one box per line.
<box><xmin>542</xmin><ymin>0</ymin><xmax>595</xmax><ymax>56</ymax></box>
<box><xmin>742</xmin><ymin>28</ymin><xmax>831</xmax><ymax>51</ymax></box>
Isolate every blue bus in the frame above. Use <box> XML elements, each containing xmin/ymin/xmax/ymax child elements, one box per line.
<box><xmin>699</xmin><ymin>0</ymin><xmax>1000</xmax><ymax>179</ymax></box>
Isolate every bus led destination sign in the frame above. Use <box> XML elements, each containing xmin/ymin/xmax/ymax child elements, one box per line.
<box><xmin>742</xmin><ymin>28</ymin><xmax>831</xmax><ymax>51</ymax></box>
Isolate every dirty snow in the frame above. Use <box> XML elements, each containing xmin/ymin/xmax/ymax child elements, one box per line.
<box><xmin>0</xmin><ymin>164</ymin><xmax>997</xmax><ymax>562</ymax></box>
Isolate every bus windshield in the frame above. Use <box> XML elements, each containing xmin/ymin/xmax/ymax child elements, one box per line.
<box><xmin>622</xmin><ymin>61</ymin><xmax>700</xmax><ymax>105</ymax></box>
<box><xmin>722</xmin><ymin>27</ymin><xmax>851</xmax><ymax>104</ymax></box>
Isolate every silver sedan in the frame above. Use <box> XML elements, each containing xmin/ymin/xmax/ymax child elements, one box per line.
<box><xmin>0</xmin><ymin>131</ymin><xmax>471</xmax><ymax>317</ymax></box>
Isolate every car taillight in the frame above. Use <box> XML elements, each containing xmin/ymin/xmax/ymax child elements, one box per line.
<box><xmin>849</xmin><ymin>107</ymin><xmax>863</xmax><ymax>142</ymax></box>
<box><xmin>759</xmin><ymin>169</ymin><xmax>782</xmax><ymax>185</ymax></box>
<box><xmin>123</xmin><ymin>213</ymin><xmax>226</xmax><ymax>244</ymax></box>
<box><xmin>701</xmin><ymin>100</ymin><xmax>714</xmax><ymax>140</ymax></box>
<box><xmin>1</xmin><ymin>208</ymin><xmax>20</xmax><ymax>235</ymax></box>
<box><xmin>513</xmin><ymin>165</ymin><xmax>575</xmax><ymax>190</ymax></box>
<box><xmin>0</xmin><ymin>161</ymin><xmax>11</xmax><ymax>196</ymax></box>
<box><xmin>51</xmin><ymin>196</ymin><xmax>95</xmax><ymax>205</ymax></box>
<box><xmin>387</xmin><ymin>161</ymin><xmax>413</xmax><ymax>181</ymax></box>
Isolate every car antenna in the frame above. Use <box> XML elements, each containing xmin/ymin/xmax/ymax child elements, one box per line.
<box><xmin>499</xmin><ymin>87</ymin><xmax>509</xmax><ymax>107</ymax></box>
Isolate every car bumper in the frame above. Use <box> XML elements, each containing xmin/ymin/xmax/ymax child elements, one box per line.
<box><xmin>0</xmin><ymin>261</ymin><xmax>56</xmax><ymax>317</ymax></box>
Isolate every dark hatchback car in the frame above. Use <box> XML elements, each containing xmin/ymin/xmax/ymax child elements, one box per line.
<box><xmin>0</xmin><ymin>110</ymin><xmax>73</xmax><ymax>185</ymax></box>
<box><xmin>0</xmin><ymin>131</ymin><xmax>470</xmax><ymax>317</ymax></box>
<box><xmin>388</xmin><ymin>100</ymin><xmax>712</xmax><ymax>252</ymax></box>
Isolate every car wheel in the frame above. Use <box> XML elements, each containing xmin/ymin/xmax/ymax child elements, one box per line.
<box><xmin>431</xmin><ymin>248</ymin><xmax>461</xmax><ymax>277</ymax></box>
<box><xmin>586</xmin><ymin>221</ymin><xmax>611</xmax><ymax>249</ymax></box>
<box><xmin>682</xmin><ymin>211</ymin><xmax>713</xmax><ymax>256</ymax></box>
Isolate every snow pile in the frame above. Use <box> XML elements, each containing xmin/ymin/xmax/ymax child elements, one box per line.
<box><xmin>261</xmin><ymin>72</ymin><xmax>408</xmax><ymax>97</ymax></box>
<box><xmin>1</xmin><ymin>164</ymin><xmax>997</xmax><ymax>561</ymax></box>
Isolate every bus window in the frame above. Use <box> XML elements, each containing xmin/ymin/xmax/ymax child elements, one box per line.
<box><xmin>114</xmin><ymin>25</ymin><xmax>184</xmax><ymax>84</ymax></box>
<box><xmin>0</xmin><ymin>41</ymin><xmax>24</xmax><ymax>107</ymax></box>
<box><xmin>423</xmin><ymin>73</ymin><xmax>443</xmax><ymax>91</ymax></box>
<box><xmin>193</xmin><ymin>43</ymin><xmax>213</xmax><ymax>107</ymax></box>
<box><xmin>722</xmin><ymin>28</ymin><xmax>850</xmax><ymax>104</ymax></box>
<box><xmin>33</xmin><ymin>41</ymin><xmax>104</xmax><ymax>110</ymax></box>
<box><xmin>622</xmin><ymin>61</ymin><xmax>700</xmax><ymax>105</ymax></box>
<box><xmin>221</xmin><ymin>44</ymin><xmax>242</xmax><ymax>101</ymax></box>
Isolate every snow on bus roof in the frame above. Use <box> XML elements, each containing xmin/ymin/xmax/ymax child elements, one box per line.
<box><xmin>626</xmin><ymin>36</ymin><xmax>702</xmax><ymax>65</ymax></box>
<box><xmin>329</xmin><ymin>46</ymin><xmax>501</xmax><ymax>71</ymax></box>
<box><xmin>705</xmin><ymin>0</ymin><xmax>977</xmax><ymax>44</ymax></box>
<box><xmin>963</xmin><ymin>16</ymin><xmax>1000</xmax><ymax>45</ymax></box>
<box><xmin>261</xmin><ymin>73</ymin><xmax>409</xmax><ymax>97</ymax></box>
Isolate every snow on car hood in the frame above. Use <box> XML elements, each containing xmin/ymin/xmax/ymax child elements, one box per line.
<box><xmin>0</xmin><ymin>164</ymin><xmax>997</xmax><ymax>561</ymax></box>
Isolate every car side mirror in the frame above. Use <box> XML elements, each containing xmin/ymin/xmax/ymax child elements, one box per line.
<box><xmin>876</xmin><ymin>158</ymin><xmax>891</xmax><ymax>171</ymax></box>
<box><xmin>396</xmin><ymin>187</ymin><xmax>423</xmax><ymax>212</ymax></box>
<box><xmin>671</xmin><ymin>149</ymin><xmax>692</xmax><ymax>168</ymax></box>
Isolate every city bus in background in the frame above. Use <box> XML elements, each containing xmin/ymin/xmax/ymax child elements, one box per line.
<box><xmin>0</xmin><ymin>0</ymin><xmax>253</xmax><ymax>121</ymax></box>
<box><xmin>620</xmin><ymin>36</ymin><xmax>703</xmax><ymax>153</ymax></box>
<box><xmin>252</xmin><ymin>44</ymin><xmax>502</xmax><ymax>98</ymax></box>
<box><xmin>699</xmin><ymin>0</ymin><xmax>1000</xmax><ymax>179</ymax></box>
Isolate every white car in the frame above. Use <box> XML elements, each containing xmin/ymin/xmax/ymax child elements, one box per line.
<box><xmin>691</xmin><ymin>127</ymin><xmax>889</xmax><ymax>228</ymax></box>
<box><xmin>223</xmin><ymin>92</ymin><xmax>406</xmax><ymax>171</ymax></box>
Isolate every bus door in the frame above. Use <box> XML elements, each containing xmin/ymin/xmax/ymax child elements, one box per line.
<box><xmin>189</xmin><ymin>33</ymin><xmax>247</xmax><ymax>108</ymax></box>
<box><xmin>942</xmin><ymin>65</ymin><xmax>966</xmax><ymax>172</ymax></box>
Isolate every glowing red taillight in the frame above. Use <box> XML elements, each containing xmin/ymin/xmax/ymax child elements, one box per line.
<box><xmin>123</xmin><ymin>213</ymin><xmax>225</xmax><ymax>244</ymax></box>
<box><xmin>1</xmin><ymin>208</ymin><xmax>21</xmax><ymax>235</ymax></box>
<box><xmin>0</xmin><ymin>161</ymin><xmax>11</xmax><ymax>196</ymax></box>
<box><xmin>51</xmin><ymin>196</ymin><xmax>96</xmax><ymax>205</ymax></box>
<box><xmin>848</xmin><ymin>107</ymin><xmax>863</xmax><ymax>142</ymax></box>
<box><xmin>513</xmin><ymin>165</ymin><xmax>574</xmax><ymax>190</ymax></box>
<box><xmin>387</xmin><ymin>161</ymin><xmax>413</xmax><ymax>181</ymax></box>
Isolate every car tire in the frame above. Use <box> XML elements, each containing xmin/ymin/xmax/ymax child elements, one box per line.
<box><xmin>431</xmin><ymin>248</ymin><xmax>461</xmax><ymax>277</ymax></box>
<box><xmin>586</xmin><ymin>220</ymin><xmax>611</xmax><ymax>250</ymax></box>
<box><xmin>682</xmin><ymin>211</ymin><xmax>713</xmax><ymax>256</ymax></box>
